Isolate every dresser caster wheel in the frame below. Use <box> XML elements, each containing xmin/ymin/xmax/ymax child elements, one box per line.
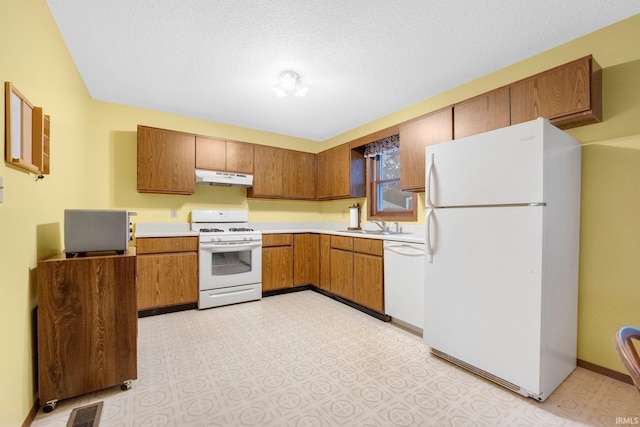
<box><xmin>121</xmin><ymin>379</ymin><xmax>132</xmax><ymax>391</ymax></box>
<box><xmin>43</xmin><ymin>399</ymin><xmax>58</xmax><ymax>413</ymax></box>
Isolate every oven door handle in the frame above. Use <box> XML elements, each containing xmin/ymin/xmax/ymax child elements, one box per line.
<box><xmin>199</xmin><ymin>242</ymin><xmax>262</xmax><ymax>252</ymax></box>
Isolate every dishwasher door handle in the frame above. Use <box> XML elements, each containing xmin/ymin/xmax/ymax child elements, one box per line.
<box><xmin>384</xmin><ymin>245</ymin><xmax>425</xmax><ymax>256</ymax></box>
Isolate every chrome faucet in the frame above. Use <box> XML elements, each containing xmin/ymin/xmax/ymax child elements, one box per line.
<box><xmin>372</xmin><ymin>218</ymin><xmax>387</xmax><ymax>231</ymax></box>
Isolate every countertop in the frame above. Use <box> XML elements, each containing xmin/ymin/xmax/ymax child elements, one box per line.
<box><xmin>134</xmin><ymin>221</ymin><xmax>425</xmax><ymax>244</ymax></box>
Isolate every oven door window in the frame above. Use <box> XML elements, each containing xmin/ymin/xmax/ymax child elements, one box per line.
<box><xmin>211</xmin><ymin>250</ymin><xmax>252</xmax><ymax>276</ymax></box>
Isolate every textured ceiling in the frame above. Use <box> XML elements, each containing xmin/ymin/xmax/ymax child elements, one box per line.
<box><xmin>46</xmin><ymin>1</ymin><xmax>640</xmax><ymax>142</ymax></box>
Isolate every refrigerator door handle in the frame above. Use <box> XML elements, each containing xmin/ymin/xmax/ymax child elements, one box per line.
<box><xmin>426</xmin><ymin>208</ymin><xmax>434</xmax><ymax>263</ymax></box>
<box><xmin>426</xmin><ymin>153</ymin><xmax>434</xmax><ymax>208</ymax></box>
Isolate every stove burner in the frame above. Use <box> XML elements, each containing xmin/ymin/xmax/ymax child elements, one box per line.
<box><xmin>229</xmin><ymin>227</ymin><xmax>254</xmax><ymax>232</ymax></box>
<box><xmin>200</xmin><ymin>228</ymin><xmax>224</xmax><ymax>233</ymax></box>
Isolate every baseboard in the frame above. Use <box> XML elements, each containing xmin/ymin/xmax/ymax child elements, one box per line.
<box><xmin>22</xmin><ymin>398</ymin><xmax>39</xmax><ymax>427</ymax></box>
<box><xmin>138</xmin><ymin>302</ymin><xmax>197</xmax><ymax>318</ymax></box>
<box><xmin>577</xmin><ymin>359</ymin><xmax>633</xmax><ymax>385</ymax></box>
<box><xmin>263</xmin><ymin>285</ymin><xmax>391</xmax><ymax>322</ymax></box>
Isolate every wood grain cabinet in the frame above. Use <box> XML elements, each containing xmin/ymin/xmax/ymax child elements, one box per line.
<box><xmin>510</xmin><ymin>55</ymin><xmax>602</xmax><ymax>129</ymax></box>
<box><xmin>319</xmin><ymin>234</ymin><xmax>331</xmax><ymax>292</ymax></box>
<box><xmin>249</xmin><ymin>146</ymin><xmax>316</xmax><ymax>199</ymax></box>
<box><xmin>195</xmin><ymin>136</ymin><xmax>254</xmax><ymax>174</ymax></box>
<box><xmin>352</xmin><ymin>238</ymin><xmax>384</xmax><ymax>312</ymax></box>
<box><xmin>316</xmin><ymin>143</ymin><xmax>365</xmax><ymax>200</ymax></box>
<box><xmin>37</xmin><ymin>249</ymin><xmax>137</xmax><ymax>410</ymax></box>
<box><xmin>454</xmin><ymin>86</ymin><xmax>510</xmax><ymax>139</ymax></box>
<box><xmin>262</xmin><ymin>234</ymin><xmax>294</xmax><ymax>291</ymax></box>
<box><xmin>330</xmin><ymin>236</ymin><xmax>354</xmax><ymax>300</ymax></box>
<box><xmin>137</xmin><ymin>125</ymin><xmax>196</xmax><ymax>194</ymax></box>
<box><xmin>328</xmin><ymin>236</ymin><xmax>384</xmax><ymax>312</ymax></box>
<box><xmin>293</xmin><ymin>233</ymin><xmax>320</xmax><ymax>286</ymax></box>
<box><xmin>399</xmin><ymin>107</ymin><xmax>453</xmax><ymax>192</ymax></box>
<box><xmin>136</xmin><ymin>237</ymin><xmax>198</xmax><ymax>310</ymax></box>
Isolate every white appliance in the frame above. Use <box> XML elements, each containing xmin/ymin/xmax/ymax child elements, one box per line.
<box><xmin>195</xmin><ymin>169</ymin><xmax>253</xmax><ymax>187</ymax></box>
<box><xmin>383</xmin><ymin>241</ymin><xmax>425</xmax><ymax>333</ymax></box>
<box><xmin>423</xmin><ymin>118</ymin><xmax>581</xmax><ymax>401</ymax></box>
<box><xmin>191</xmin><ymin>209</ymin><xmax>262</xmax><ymax>309</ymax></box>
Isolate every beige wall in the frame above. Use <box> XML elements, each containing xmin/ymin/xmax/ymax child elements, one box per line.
<box><xmin>1</xmin><ymin>1</ymin><xmax>639</xmax><ymax>424</ymax></box>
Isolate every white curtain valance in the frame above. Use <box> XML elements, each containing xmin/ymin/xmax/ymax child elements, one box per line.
<box><xmin>363</xmin><ymin>134</ymin><xmax>399</xmax><ymax>158</ymax></box>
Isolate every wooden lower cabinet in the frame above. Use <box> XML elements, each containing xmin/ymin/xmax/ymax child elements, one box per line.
<box><xmin>136</xmin><ymin>237</ymin><xmax>198</xmax><ymax>310</ymax></box>
<box><xmin>37</xmin><ymin>249</ymin><xmax>137</xmax><ymax>408</ymax></box>
<box><xmin>293</xmin><ymin>233</ymin><xmax>319</xmax><ymax>286</ymax></box>
<box><xmin>262</xmin><ymin>234</ymin><xmax>293</xmax><ymax>291</ymax></box>
<box><xmin>328</xmin><ymin>236</ymin><xmax>384</xmax><ymax>312</ymax></box>
<box><xmin>353</xmin><ymin>252</ymin><xmax>383</xmax><ymax>312</ymax></box>
<box><xmin>319</xmin><ymin>234</ymin><xmax>331</xmax><ymax>291</ymax></box>
<box><xmin>330</xmin><ymin>248</ymin><xmax>354</xmax><ymax>300</ymax></box>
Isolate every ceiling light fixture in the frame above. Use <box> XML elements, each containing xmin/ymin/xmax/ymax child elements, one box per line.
<box><xmin>273</xmin><ymin>70</ymin><xmax>308</xmax><ymax>97</ymax></box>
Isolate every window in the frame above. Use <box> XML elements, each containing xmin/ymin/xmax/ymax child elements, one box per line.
<box><xmin>367</xmin><ymin>147</ymin><xmax>417</xmax><ymax>221</ymax></box>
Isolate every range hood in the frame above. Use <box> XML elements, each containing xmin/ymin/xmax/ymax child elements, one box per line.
<box><xmin>195</xmin><ymin>169</ymin><xmax>253</xmax><ymax>187</ymax></box>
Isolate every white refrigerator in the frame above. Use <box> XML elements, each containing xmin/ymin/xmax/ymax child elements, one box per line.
<box><xmin>423</xmin><ymin>118</ymin><xmax>581</xmax><ymax>401</ymax></box>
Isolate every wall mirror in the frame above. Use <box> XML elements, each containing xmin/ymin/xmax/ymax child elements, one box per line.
<box><xmin>5</xmin><ymin>82</ymin><xmax>38</xmax><ymax>173</ymax></box>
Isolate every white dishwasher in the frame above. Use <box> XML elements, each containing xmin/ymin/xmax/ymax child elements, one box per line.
<box><xmin>384</xmin><ymin>240</ymin><xmax>425</xmax><ymax>333</ymax></box>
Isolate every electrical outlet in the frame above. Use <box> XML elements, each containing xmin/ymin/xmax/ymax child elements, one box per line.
<box><xmin>170</xmin><ymin>209</ymin><xmax>177</xmax><ymax>218</ymax></box>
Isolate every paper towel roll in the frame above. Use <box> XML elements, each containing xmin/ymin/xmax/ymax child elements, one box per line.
<box><xmin>349</xmin><ymin>206</ymin><xmax>359</xmax><ymax>229</ymax></box>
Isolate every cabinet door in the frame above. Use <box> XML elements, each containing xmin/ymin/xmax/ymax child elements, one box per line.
<box><xmin>136</xmin><ymin>252</ymin><xmax>198</xmax><ymax>310</ymax></box>
<box><xmin>252</xmin><ymin>145</ymin><xmax>284</xmax><ymax>197</ymax></box>
<box><xmin>454</xmin><ymin>86</ymin><xmax>510</xmax><ymax>139</ymax></box>
<box><xmin>353</xmin><ymin>252</ymin><xmax>384</xmax><ymax>312</ymax></box>
<box><xmin>226</xmin><ymin>140</ymin><xmax>254</xmax><ymax>174</ymax></box>
<box><xmin>263</xmin><ymin>246</ymin><xmax>293</xmax><ymax>291</ymax></box>
<box><xmin>399</xmin><ymin>107</ymin><xmax>453</xmax><ymax>192</ymax></box>
<box><xmin>284</xmin><ymin>150</ymin><xmax>316</xmax><ymax>199</ymax></box>
<box><xmin>330</xmin><ymin>248</ymin><xmax>353</xmax><ymax>300</ymax></box>
<box><xmin>195</xmin><ymin>136</ymin><xmax>226</xmax><ymax>171</ymax></box>
<box><xmin>319</xmin><ymin>234</ymin><xmax>331</xmax><ymax>291</ymax></box>
<box><xmin>137</xmin><ymin>126</ymin><xmax>196</xmax><ymax>194</ymax></box>
<box><xmin>316</xmin><ymin>144</ymin><xmax>350</xmax><ymax>199</ymax></box>
<box><xmin>510</xmin><ymin>55</ymin><xmax>601</xmax><ymax>128</ymax></box>
<box><xmin>293</xmin><ymin>234</ymin><xmax>320</xmax><ymax>286</ymax></box>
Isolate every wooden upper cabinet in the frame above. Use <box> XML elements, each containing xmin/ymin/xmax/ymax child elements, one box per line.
<box><xmin>195</xmin><ymin>136</ymin><xmax>226</xmax><ymax>171</ymax></box>
<box><xmin>137</xmin><ymin>125</ymin><xmax>196</xmax><ymax>194</ymax></box>
<box><xmin>399</xmin><ymin>107</ymin><xmax>453</xmax><ymax>192</ymax></box>
<box><xmin>284</xmin><ymin>150</ymin><xmax>315</xmax><ymax>199</ymax></box>
<box><xmin>316</xmin><ymin>143</ymin><xmax>365</xmax><ymax>200</ymax></box>
<box><xmin>510</xmin><ymin>55</ymin><xmax>602</xmax><ymax>129</ymax></box>
<box><xmin>195</xmin><ymin>136</ymin><xmax>254</xmax><ymax>174</ymax></box>
<box><xmin>454</xmin><ymin>86</ymin><xmax>510</xmax><ymax>139</ymax></box>
<box><xmin>250</xmin><ymin>146</ymin><xmax>315</xmax><ymax>200</ymax></box>
<box><xmin>226</xmin><ymin>140</ymin><xmax>254</xmax><ymax>174</ymax></box>
<box><xmin>251</xmin><ymin>145</ymin><xmax>283</xmax><ymax>197</ymax></box>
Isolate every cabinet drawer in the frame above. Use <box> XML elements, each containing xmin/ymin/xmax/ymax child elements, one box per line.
<box><xmin>263</xmin><ymin>233</ymin><xmax>293</xmax><ymax>247</ymax></box>
<box><xmin>136</xmin><ymin>236</ymin><xmax>198</xmax><ymax>254</ymax></box>
<box><xmin>331</xmin><ymin>235</ymin><xmax>353</xmax><ymax>251</ymax></box>
<box><xmin>353</xmin><ymin>238</ymin><xmax>383</xmax><ymax>256</ymax></box>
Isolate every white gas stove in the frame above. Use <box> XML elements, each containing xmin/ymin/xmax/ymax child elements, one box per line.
<box><xmin>191</xmin><ymin>210</ymin><xmax>262</xmax><ymax>309</ymax></box>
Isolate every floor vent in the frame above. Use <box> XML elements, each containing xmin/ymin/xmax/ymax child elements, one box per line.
<box><xmin>66</xmin><ymin>401</ymin><xmax>103</xmax><ymax>427</ymax></box>
<box><xmin>431</xmin><ymin>348</ymin><xmax>522</xmax><ymax>394</ymax></box>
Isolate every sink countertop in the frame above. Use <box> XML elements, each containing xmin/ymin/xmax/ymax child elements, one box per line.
<box><xmin>252</xmin><ymin>222</ymin><xmax>425</xmax><ymax>244</ymax></box>
<box><xmin>135</xmin><ymin>222</ymin><xmax>198</xmax><ymax>238</ymax></box>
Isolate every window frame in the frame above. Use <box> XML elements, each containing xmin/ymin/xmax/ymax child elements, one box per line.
<box><xmin>366</xmin><ymin>152</ymin><xmax>417</xmax><ymax>222</ymax></box>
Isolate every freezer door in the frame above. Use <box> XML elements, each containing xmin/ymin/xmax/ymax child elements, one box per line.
<box><xmin>424</xmin><ymin>206</ymin><xmax>543</xmax><ymax>393</ymax></box>
<box><xmin>425</xmin><ymin>119</ymin><xmax>544</xmax><ymax>207</ymax></box>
